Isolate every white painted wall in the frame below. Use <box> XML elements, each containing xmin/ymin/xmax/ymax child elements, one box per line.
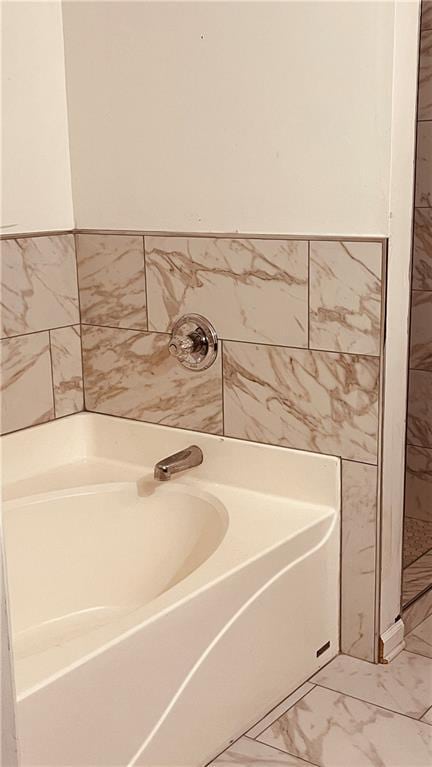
<box><xmin>1</xmin><ymin>0</ymin><xmax>74</xmax><ymax>234</ymax></box>
<box><xmin>62</xmin><ymin>0</ymin><xmax>395</xmax><ymax>236</ymax></box>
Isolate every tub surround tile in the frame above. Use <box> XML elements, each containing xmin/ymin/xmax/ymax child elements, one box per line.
<box><xmin>413</xmin><ymin>209</ymin><xmax>432</xmax><ymax>290</ymax></box>
<box><xmin>223</xmin><ymin>341</ymin><xmax>379</xmax><ymax>463</ymax></box>
<box><xmin>341</xmin><ymin>461</ymin><xmax>377</xmax><ymax>661</ymax></box>
<box><xmin>1</xmin><ymin>235</ymin><xmax>79</xmax><ymax>338</ymax></box>
<box><xmin>405</xmin><ymin>445</ymin><xmax>432</xmax><ymax>523</ymax></box>
<box><xmin>50</xmin><ymin>326</ymin><xmax>83</xmax><ymax>418</ymax></box>
<box><xmin>409</xmin><ymin>291</ymin><xmax>432</xmax><ymax>370</ymax></box>
<box><xmin>309</xmin><ymin>241</ymin><xmax>382</xmax><ymax>356</ymax></box>
<box><xmin>76</xmin><ymin>234</ymin><xmax>147</xmax><ymax>329</ymax></box>
<box><xmin>145</xmin><ymin>237</ymin><xmax>309</xmax><ymax>347</ymax></box>
<box><xmin>416</xmin><ymin>121</ymin><xmax>432</xmax><ymax>208</ymax></box>
<box><xmin>407</xmin><ymin>370</ymin><xmax>432</xmax><ymax>448</ymax></box>
<box><xmin>211</xmin><ymin>736</ymin><xmax>317</xmax><ymax>766</ymax></box>
<box><xmin>419</xmin><ymin>29</ymin><xmax>432</xmax><ymax>121</ymax></box>
<box><xmin>402</xmin><ymin>549</ymin><xmax>432</xmax><ymax>604</ymax></box>
<box><xmin>1</xmin><ymin>333</ymin><xmax>54</xmax><ymax>434</ymax></box>
<box><xmin>247</xmin><ymin>683</ymin><xmax>315</xmax><ymax>738</ymax></box>
<box><xmin>257</xmin><ymin>685</ymin><xmax>432</xmax><ymax>767</ymax></box>
<box><xmin>82</xmin><ymin>325</ymin><xmax>222</xmax><ymax>434</ymax></box>
<box><xmin>405</xmin><ymin>615</ymin><xmax>432</xmax><ymax>660</ymax></box>
<box><xmin>310</xmin><ymin>651</ymin><xmax>432</xmax><ymax>718</ymax></box>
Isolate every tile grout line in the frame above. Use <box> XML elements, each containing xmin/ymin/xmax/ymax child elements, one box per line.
<box><xmin>74</xmin><ymin>232</ymin><xmax>86</xmax><ymax>414</ymax></box>
<box><xmin>242</xmin><ymin>734</ymin><xmax>321</xmax><ymax>767</ymax></box>
<box><xmin>142</xmin><ymin>235</ymin><xmax>150</xmax><ymax>332</ymax></box>
<box><xmin>310</xmin><ymin>680</ymin><xmax>432</xmax><ymax>723</ymax></box>
<box><xmin>247</xmin><ymin>684</ymin><xmax>317</xmax><ymax>740</ymax></box>
<box><xmin>47</xmin><ymin>329</ymin><xmax>57</xmax><ymax>420</ymax></box>
<box><xmin>75</xmin><ymin>323</ymin><xmax>382</xmax><ymax>360</ymax></box>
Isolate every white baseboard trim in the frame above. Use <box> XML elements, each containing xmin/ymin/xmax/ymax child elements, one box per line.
<box><xmin>379</xmin><ymin>618</ymin><xmax>405</xmax><ymax>663</ymax></box>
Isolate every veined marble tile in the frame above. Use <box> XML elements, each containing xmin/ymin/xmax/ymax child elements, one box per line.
<box><xmin>403</xmin><ymin>587</ymin><xmax>432</xmax><ymax>633</ymax></box>
<box><xmin>423</xmin><ymin>1</ymin><xmax>432</xmax><ymax>31</ymax></box>
<box><xmin>341</xmin><ymin>461</ymin><xmax>377</xmax><ymax>661</ymax></box>
<box><xmin>50</xmin><ymin>325</ymin><xmax>83</xmax><ymax>418</ymax></box>
<box><xmin>422</xmin><ymin>706</ymin><xmax>432</xmax><ymax>724</ymax></box>
<box><xmin>310</xmin><ymin>651</ymin><xmax>432</xmax><ymax>718</ymax></box>
<box><xmin>258</xmin><ymin>685</ymin><xmax>432</xmax><ymax>767</ymax></box>
<box><xmin>223</xmin><ymin>342</ymin><xmax>379</xmax><ymax>463</ymax></box>
<box><xmin>76</xmin><ymin>234</ymin><xmax>147</xmax><ymax>329</ymax></box>
<box><xmin>145</xmin><ymin>237</ymin><xmax>308</xmax><ymax>347</ymax></box>
<box><xmin>309</xmin><ymin>241</ymin><xmax>382</xmax><ymax>356</ymax></box>
<box><xmin>407</xmin><ymin>370</ymin><xmax>432</xmax><ymax>448</ymax></box>
<box><xmin>82</xmin><ymin>325</ymin><xmax>222</xmax><ymax>434</ymax></box>
<box><xmin>247</xmin><ymin>683</ymin><xmax>315</xmax><ymax>738</ymax></box>
<box><xmin>403</xmin><ymin>549</ymin><xmax>432</xmax><ymax>604</ymax></box>
<box><xmin>1</xmin><ymin>235</ymin><xmax>79</xmax><ymax>338</ymax></box>
<box><xmin>211</xmin><ymin>736</ymin><xmax>317</xmax><ymax>766</ymax></box>
<box><xmin>1</xmin><ymin>333</ymin><xmax>54</xmax><ymax>434</ymax></box>
<box><xmin>413</xmin><ymin>209</ymin><xmax>432</xmax><ymax>290</ymax></box>
<box><xmin>405</xmin><ymin>614</ymin><xmax>432</xmax><ymax>660</ymax></box>
<box><xmin>410</xmin><ymin>291</ymin><xmax>432</xmax><ymax>370</ymax></box>
<box><xmin>415</xmin><ymin>121</ymin><xmax>432</xmax><ymax>208</ymax></box>
<box><xmin>419</xmin><ymin>29</ymin><xmax>432</xmax><ymax>121</ymax></box>
<box><xmin>405</xmin><ymin>445</ymin><xmax>432</xmax><ymax>523</ymax></box>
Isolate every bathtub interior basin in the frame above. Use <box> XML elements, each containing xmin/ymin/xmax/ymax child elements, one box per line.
<box><xmin>4</xmin><ymin>482</ymin><xmax>228</xmax><ymax>668</ymax></box>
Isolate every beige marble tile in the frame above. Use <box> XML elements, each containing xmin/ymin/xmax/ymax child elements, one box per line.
<box><xmin>422</xmin><ymin>705</ymin><xmax>432</xmax><ymax>724</ymax></box>
<box><xmin>405</xmin><ymin>614</ymin><xmax>432</xmax><ymax>660</ymax></box>
<box><xmin>1</xmin><ymin>235</ymin><xmax>79</xmax><ymax>338</ymax></box>
<box><xmin>82</xmin><ymin>325</ymin><xmax>222</xmax><ymax>434</ymax></box>
<box><xmin>423</xmin><ymin>1</ymin><xmax>432</xmax><ymax>32</ymax></box>
<box><xmin>223</xmin><ymin>342</ymin><xmax>379</xmax><ymax>463</ymax></box>
<box><xmin>407</xmin><ymin>370</ymin><xmax>432</xmax><ymax>448</ymax></box>
<box><xmin>145</xmin><ymin>237</ymin><xmax>308</xmax><ymax>347</ymax></box>
<box><xmin>211</xmin><ymin>736</ymin><xmax>317</xmax><ymax>766</ymax></box>
<box><xmin>403</xmin><ymin>587</ymin><xmax>432</xmax><ymax>633</ymax></box>
<box><xmin>403</xmin><ymin>549</ymin><xmax>432</xmax><ymax>604</ymax></box>
<box><xmin>405</xmin><ymin>445</ymin><xmax>432</xmax><ymax>523</ymax></box>
<box><xmin>50</xmin><ymin>325</ymin><xmax>83</xmax><ymax>418</ymax></box>
<box><xmin>0</xmin><ymin>333</ymin><xmax>54</xmax><ymax>434</ymax></box>
<box><xmin>341</xmin><ymin>461</ymin><xmax>377</xmax><ymax>661</ymax></box>
<box><xmin>309</xmin><ymin>241</ymin><xmax>382</xmax><ymax>356</ymax></box>
<box><xmin>413</xmin><ymin>209</ymin><xmax>432</xmax><ymax>290</ymax></box>
<box><xmin>77</xmin><ymin>234</ymin><xmax>147</xmax><ymax>329</ymax></box>
<box><xmin>310</xmin><ymin>651</ymin><xmax>432</xmax><ymax>718</ymax></box>
<box><xmin>247</xmin><ymin>684</ymin><xmax>315</xmax><ymax>738</ymax></box>
<box><xmin>415</xmin><ymin>121</ymin><xmax>432</xmax><ymax>208</ymax></box>
<box><xmin>258</xmin><ymin>685</ymin><xmax>432</xmax><ymax>767</ymax></box>
<box><xmin>410</xmin><ymin>291</ymin><xmax>432</xmax><ymax>371</ymax></box>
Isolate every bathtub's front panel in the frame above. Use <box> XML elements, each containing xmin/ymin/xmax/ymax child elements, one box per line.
<box><xmin>15</xmin><ymin>512</ymin><xmax>338</xmax><ymax>767</ymax></box>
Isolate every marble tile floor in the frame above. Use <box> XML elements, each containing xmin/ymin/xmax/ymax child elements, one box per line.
<box><xmin>210</xmin><ymin>617</ymin><xmax>432</xmax><ymax>766</ymax></box>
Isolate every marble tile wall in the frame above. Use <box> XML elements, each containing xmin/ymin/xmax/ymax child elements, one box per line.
<box><xmin>76</xmin><ymin>232</ymin><xmax>385</xmax><ymax>662</ymax></box>
<box><xmin>404</xmin><ymin>0</ymin><xmax>432</xmax><ymax>606</ymax></box>
<box><xmin>0</xmin><ymin>229</ymin><xmax>387</xmax><ymax>661</ymax></box>
<box><xmin>0</xmin><ymin>235</ymin><xmax>83</xmax><ymax>434</ymax></box>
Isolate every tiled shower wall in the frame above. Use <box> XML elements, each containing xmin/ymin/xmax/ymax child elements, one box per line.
<box><xmin>1</xmin><ymin>230</ymin><xmax>385</xmax><ymax>662</ymax></box>
<box><xmin>0</xmin><ymin>235</ymin><xmax>83</xmax><ymax>433</ymax></box>
<box><xmin>404</xmin><ymin>2</ymin><xmax>432</xmax><ymax>608</ymax></box>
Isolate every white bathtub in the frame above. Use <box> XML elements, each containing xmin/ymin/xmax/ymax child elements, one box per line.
<box><xmin>2</xmin><ymin>413</ymin><xmax>340</xmax><ymax>766</ymax></box>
